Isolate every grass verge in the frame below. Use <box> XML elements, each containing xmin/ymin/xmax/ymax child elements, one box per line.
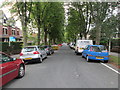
<box><xmin>109</xmin><ymin>55</ymin><xmax>120</xmax><ymax>66</ymax></box>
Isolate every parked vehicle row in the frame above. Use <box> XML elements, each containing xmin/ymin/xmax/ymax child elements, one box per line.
<box><xmin>69</xmin><ymin>42</ymin><xmax>75</xmax><ymax>50</ymax></box>
<box><xmin>0</xmin><ymin>44</ymin><xmax>60</xmax><ymax>87</ymax></box>
<box><xmin>68</xmin><ymin>40</ymin><xmax>109</xmax><ymax>63</ymax></box>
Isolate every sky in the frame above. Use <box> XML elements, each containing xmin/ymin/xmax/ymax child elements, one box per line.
<box><xmin>0</xmin><ymin>0</ymin><xmax>22</xmax><ymax>29</ymax></box>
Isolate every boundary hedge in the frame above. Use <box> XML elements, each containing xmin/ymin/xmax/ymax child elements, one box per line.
<box><xmin>0</xmin><ymin>42</ymin><xmax>23</xmax><ymax>55</ymax></box>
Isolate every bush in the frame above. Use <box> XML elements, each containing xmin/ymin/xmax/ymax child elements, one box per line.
<box><xmin>0</xmin><ymin>42</ymin><xmax>23</xmax><ymax>55</ymax></box>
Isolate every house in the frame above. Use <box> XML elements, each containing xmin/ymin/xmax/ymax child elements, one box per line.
<box><xmin>0</xmin><ymin>10</ymin><xmax>22</xmax><ymax>42</ymax></box>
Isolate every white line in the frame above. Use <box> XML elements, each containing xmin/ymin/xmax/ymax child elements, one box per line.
<box><xmin>101</xmin><ymin>63</ymin><xmax>120</xmax><ymax>74</ymax></box>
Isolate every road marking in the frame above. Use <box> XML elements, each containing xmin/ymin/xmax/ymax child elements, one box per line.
<box><xmin>101</xmin><ymin>63</ymin><xmax>120</xmax><ymax>74</ymax></box>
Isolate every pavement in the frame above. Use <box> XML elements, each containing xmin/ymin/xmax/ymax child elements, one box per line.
<box><xmin>109</xmin><ymin>52</ymin><xmax>120</xmax><ymax>57</ymax></box>
<box><xmin>3</xmin><ymin>45</ymin><xmax>119</xmax><ymax>88</ymax></box>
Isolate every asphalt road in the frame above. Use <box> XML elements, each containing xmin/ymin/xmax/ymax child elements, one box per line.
<box><xmin>3</xmin><ymin>45</ymin><xmax>119</xmax><ymax>88</ymax></box>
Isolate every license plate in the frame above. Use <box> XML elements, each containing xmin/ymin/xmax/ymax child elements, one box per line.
<box><xmin>80</xmin><ymin>48</ymin><xmax>83</xmax><ymax>49</ymax></box>
<box><xmin>96</xmin><ymin>57</ymin><xmax>104</xmax><ymax>59</ymax></box>
<box><xmin>24</xmin><ymin>58</ymin><xmax>32</xmax><ymax>60</ymax></box>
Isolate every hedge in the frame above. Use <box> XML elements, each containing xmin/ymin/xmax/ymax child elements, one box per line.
<box><xmin>0</xmin><ymin>42</ymin><xmax>23</xmax><ymax>55</ymax></box>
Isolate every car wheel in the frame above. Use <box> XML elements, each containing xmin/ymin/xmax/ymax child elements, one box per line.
<box><xmin>49</xmin><ymin>51</ymin><xmax>52</xmax><ymax>55</ymax></box>
<box><xmin>39</xmin><ymin>57</ymin><xmax>43</xmax><ymax>63</ymax></box>
<box><xmin>86</xmin><ymin>56</ymin><xmax>90</xmax><ymax>62</ymax></box>
<box><xmin>82</xmin><ymin>53</ymin><xmax>84</xmax><ymax>58</ymax></box>
<box><xmin>103</xmin><ymin>60</ymin><xmax>108</xmax><ymax>63</ymax></box>
<box><xmin>17</xmin><ymin>64</ymin><xmax>25</xmax><ymax>78</ymax></box>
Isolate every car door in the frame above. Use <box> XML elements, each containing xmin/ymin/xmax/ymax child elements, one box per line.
<box><xmin>41</xmin><ymin>48</ymin><xmax>46</xmax><ymax>58</ymax></box>
<box><xmin>1</xmin><ymin>54</ymin><xmax>18</xmax><ymax>86</ymax></box>
<box><xmin>38</xmin><ymin>47</ymin><xmax>44</xmax><ymax>58</ymax></box>
<box><xmin>83</xmin><ymin>46</ymin><xmax>89</xmax><ymax>57</ymax></box>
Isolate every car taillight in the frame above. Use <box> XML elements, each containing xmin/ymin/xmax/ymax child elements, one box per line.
<box><xmin>33</xmin><ymin>51</ymin><xmax>39</xmax><ymax>54</ymax></box>
<box><xmin>88</xmin><ymin>54</ymin><xmax>93</xmax><ymax>56</ymax></box>
<box><xmin>46</xmin><ymin>48</ymin><xmax>49</xmax><ymax>50</ymax></box>
<box><xmin>20</xmin><ymin>53</ymin><xmax>23</xmax><ymax>56</ymax></box>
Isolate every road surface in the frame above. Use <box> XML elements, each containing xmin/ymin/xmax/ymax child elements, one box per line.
<box><xmin>3</xmin><ymin>45</ymin><xmax>119</xmax><ymax>88</ymax></box>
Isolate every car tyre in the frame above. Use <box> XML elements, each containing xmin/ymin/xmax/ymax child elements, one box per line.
<box><xmin>82</xmin><ymin>53</ymin><xmax>84</xmax><ymax>58</ymax></box>
<box><xmin>49</xmin><ymin>51</ymin><xmax>52</xmax><ymax>55</ymax></box>
<box><xmin>17</xmin><ymin>64</ymin><xmax>25</xmax><ymax>78</ymax></box>
<box><xmin>39</xmin><ymin>57</ymin><xmax>43</xmax><ymax>63</ymax></box>
<box><xmin>103</xmin><ymin>60</ymin><xmax>108</xmax><ymax>63</ymax></box>
<box><xmin>86</xmin><ymin>56</ymin><xmax>90</xmax><ymax>62</ymax></box>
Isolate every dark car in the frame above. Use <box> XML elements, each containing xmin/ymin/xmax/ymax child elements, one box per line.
<box><xmin>0</xmin><ymin>52</ymin><xmax>25</xmax><ymax>87</ymax></box>
<box><xmin>42</xmin><ymin>45</ymin><xmax>54</xmax><ymax>55</ymax></box>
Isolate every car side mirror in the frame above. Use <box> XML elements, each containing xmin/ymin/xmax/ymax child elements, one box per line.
<box><xmin>11</xmin><ymin>58</ymin><xmax>16</xmax><ymax>61</ymax></box>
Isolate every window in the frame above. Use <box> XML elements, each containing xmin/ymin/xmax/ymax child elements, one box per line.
<box><xmin>23</xmin><ymin>47</ymin><xmax>37</xmax><ymax>52</ymax></box>
<box><xmin>90</xmin><ymin>46</ymin><xmax>101</xmax><ymax>52</ymax></box>
<box><xmin>85</xmin><ymin>45</ymin><xmax>89</xmax><ymax>50</ymax></box>
<box><xmin>12</xmin><ymin>29</ymin><xmax>15</xmax><ymax>35</ymax></box>
<box><xmin>3</xmin><ymin>28</ymin><xmax>8</xmax><ymax>35</ymax></box>
<box><xmin>17</xmin><ymin>31</ymin><xmax>19</xmax><ymax>35</ymax></box>
<box><xmin>1</xmin><ymin>54</ymin><xmax>11</xmax><ymax>63</ymax></box>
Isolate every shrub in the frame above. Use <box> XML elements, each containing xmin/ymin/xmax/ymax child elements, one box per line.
<box><xmin>0</xmin><ymin>42</ymin><xmax>23</xmax><ymax>55</ymax></box>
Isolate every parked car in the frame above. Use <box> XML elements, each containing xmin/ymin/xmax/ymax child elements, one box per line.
<box><xmin>82</xmin><ymin>45</ymin><xmax>109</xmax><ymax>63</ymax></box>
<box><xmin>41</xmin><ymin>45</ymin><xmax>54</xmax><ymax>55</ymax></box>
<box><xmin>69</xmin><ymin>42</ymin><xmax>75</xmax><ymax>50</ymax></box>
<box><xmin>20</xmin><ymin>46</ymin><xmax>47</xmax><ymax>63</ymax></box>
<box><xmin>58</xmin><ymin>44</ymin><xmax>63</xmax><ymax>47</ymax></box>
<box><xmin>51</xmin><ymin>45</ymin><xmax>59</xmax><ymax>50</ymax></box>
<box><xmin>75</xmin><ymin>40</ymin><xmax>93</xmax><ymax>54</ymax></box>
<box><xmin>0</xmin><ymin>52</ymin><xmax>25</xmax><ymax>87</ymax></box>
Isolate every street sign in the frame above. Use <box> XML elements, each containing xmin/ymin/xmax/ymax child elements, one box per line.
<box><xmin>9</xmin><ymin>37</ymin><xmax>16</xmax><ymax>42</ymax></box>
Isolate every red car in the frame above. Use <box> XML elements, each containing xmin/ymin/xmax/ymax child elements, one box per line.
<box><xmin>58</xmin><ymin>44</ymin><xmax>62</xmax><ymax>47</ymax></box>
<box><xmin>0</xmin><ymin>52</ymin><xmax>25</xmax><ymax>87</ymax></box>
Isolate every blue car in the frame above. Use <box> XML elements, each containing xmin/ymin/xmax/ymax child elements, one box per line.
<box><xmin>82</xmin><ymin>45</ymin><xmax>109</xmax><ymax>63</ymax></box>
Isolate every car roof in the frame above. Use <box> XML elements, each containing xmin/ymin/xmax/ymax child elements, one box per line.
<box><xmin>88</xmin><ymin>45</ymin><xmax>104</xmax><ymax>47</ymax></box>
<box><xmin>24</xmin><ymin>45</ymin><xmax>38</xmax><ymax>48</ymax></box>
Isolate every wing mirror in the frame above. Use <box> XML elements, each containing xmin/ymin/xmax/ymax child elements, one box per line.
<box><xmin>12</xmin><ymin>58</ymin><xmax>16</xmax><ymax>61</ymax></box>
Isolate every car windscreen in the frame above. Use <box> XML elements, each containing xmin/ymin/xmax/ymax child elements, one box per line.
<box><xmin>91</xmin><ymin>46</ymin><xmax>101</xmax><ymax>52</ymax></box>
<box><xmin>39</xmin><ymin>47</ymin><xmax>45</xmax><ymax>50</ymax></box>
<box><xmin>43</xmin><ymin>46</ymin><xmax>49</xmax><ymax>48</ymax></box>
<box><xmin>99</xmin><ymin>46</ymin><xmax>107</xmax><ymax>51</ymax></box>
<box><xmin>23</xmin><ymin>47</ymin><xmax>37</xmax><ymax>52</ymax></box>
<box><xmin>78</xmin><ymin>41</ymin><xmax>92</xmax><ymax>46</ymax></box>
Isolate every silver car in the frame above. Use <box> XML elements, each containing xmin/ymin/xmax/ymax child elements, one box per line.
<box><xmin>20</xmin><ymin>46</ymin><xmax>47</xmax><ymax>63</ymax></box>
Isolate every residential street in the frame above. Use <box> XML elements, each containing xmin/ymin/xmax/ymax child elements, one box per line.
<box><xmin>3</xmin><ymin>45</ymin><xmax>118</xmax><ymax>88</ymax></box>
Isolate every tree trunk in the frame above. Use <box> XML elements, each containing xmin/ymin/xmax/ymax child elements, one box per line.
<box><xmin>108</xmin><ymin>39</ymin><xmax>111</xmax><ymax>53</ymax></box>
<box><xmin>95</xmin><ymin>24</ymin><xmax>101</xmax><ymax>45</ymax></box>
<box><xmin>79</xmin><ymin>33</ymin><xmax>82</xmax><ymax>39</ymax></box>
<box><xmin>37</xmin><ymin>26</ymin><xmax>40</xmax><ymax>45</ymax></box>
<box><xmin>44</xmin><ymin>28</ymin><xmax>47</xmax><ymax>45</ymax></box>
<box><xmin>22</xmin><ymin>22</ymin><xmax>27</xmax><ymax>46</ymax></box>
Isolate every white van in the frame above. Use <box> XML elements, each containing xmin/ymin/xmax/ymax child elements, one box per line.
<box><xmin>75</xmin><ymin>40</ymin><xmax>93</xmax><ymax>54</ymax></box>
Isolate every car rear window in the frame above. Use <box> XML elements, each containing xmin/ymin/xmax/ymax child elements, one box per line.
<box><xmin>99</xmin><ymin>46</ymin><xmax>107</xmax><ymax>51</ymax></box>
<box><xmin>23</xmin><ymin>47</ymin><xmax>37</xmax><ymax>52</ymax></box>
<box><xmin>91</xmin><ymin>46</ymin><xmax>101</xmax><ymax>52</ymax></box>
<box><xmin>44</xmin><ymin>46</ymin><xmax>48</xmax><ymax>48</ymax></box>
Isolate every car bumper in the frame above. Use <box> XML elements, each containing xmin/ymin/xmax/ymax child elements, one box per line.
<box><xmin>20</xmin><ymin>55</ymin><xmax>40</xmax><ymax>62</ymax></box>
<box><xmin>22</xmin><ymin>58</ymin><xmax>39</xmax><ymax>63</ymax></box>
<box><xmin>88</xmin><ymin>56</ymin><xmax>109</xmax><ymax>61</ymax></box>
